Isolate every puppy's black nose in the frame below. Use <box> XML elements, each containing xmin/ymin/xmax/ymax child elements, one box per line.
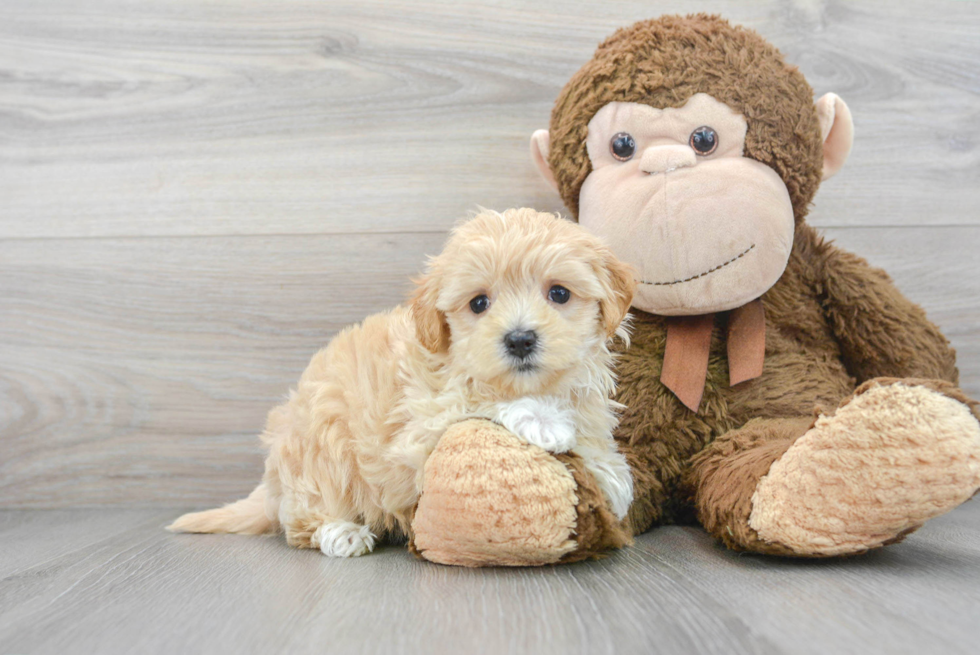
<box><xmin>504</xmin><ymin>330</ymin><xmax>538</xmax><ymax>360</ymax></box>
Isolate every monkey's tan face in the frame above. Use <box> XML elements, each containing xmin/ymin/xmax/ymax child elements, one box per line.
<box><xmin>579</xmin><ymin>93</ymin><xmax>795</xmax><ymax>315</ymax></box>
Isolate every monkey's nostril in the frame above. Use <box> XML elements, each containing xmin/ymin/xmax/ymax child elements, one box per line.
<box><xmin>504</xmin><ymin>330</ymin><xmax>538</xmax><ymax>360</ymax></box>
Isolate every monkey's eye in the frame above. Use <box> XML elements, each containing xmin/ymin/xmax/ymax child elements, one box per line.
<box><xmin>548</xmin><ymin>285</ymin><xmax>571</xmax><ymax>304</ymax></box>
<box><xmin>469</xmin><ymin>294</ymin><xmax>490</xmax><ymax>314</ymax></box>
<box><xmin>609</xmin><ymin>132</ymin><xmax>636</xmax><ymax>161</ymax></box>
<box><xmin>689</xmin><ymin>126</ymin><xmax>718</xmax><ymax>155</ymax></box>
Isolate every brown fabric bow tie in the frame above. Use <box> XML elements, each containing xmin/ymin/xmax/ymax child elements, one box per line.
<box><xmin>659</xmin><ymin>299</ymin><xmax>766</xmax><ymax>413</ymax></box>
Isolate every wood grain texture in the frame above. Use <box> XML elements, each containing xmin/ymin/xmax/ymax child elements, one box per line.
<box><xmin>0</xmin><ymin>232</ymin><xmax>442</xmax><ymax>507</ymax></box>
<box><xmin>0</xmin><ymin>0</ymin><xmax>978</xmax><ymax>239</ymax></box>
<box><xmin>2</xmin><ymin>504</ymin><xmax>980</xmax><ymax>655</ymax></box>
<box><xmin>1</xmin><ymin>227</ymin><xmax>977</xmax><ymax>508</ymax></box>
<box><xmin>1</xmin><ymin>0</ymin><xmax>979</xmax><ymax>510</ymax></box>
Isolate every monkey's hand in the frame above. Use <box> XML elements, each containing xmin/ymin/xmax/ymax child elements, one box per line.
<box><xmin>410</xmin><ymin>419</ymin><xmax>631</xmax><ymax>566</ymax></box>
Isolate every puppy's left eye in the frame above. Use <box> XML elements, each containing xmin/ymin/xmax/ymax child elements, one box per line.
<box><xmin>469</xmin><ymin>294</ymin><xmax>490</xmax><ymax>314</ymax></box>
<box><xmin>548</xmin><ymin>285</ymin><xmax>571</xmax><ymax>304</ymax></box>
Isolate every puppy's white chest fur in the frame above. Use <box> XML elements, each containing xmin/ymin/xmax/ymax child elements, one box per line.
<box><xmin>493</xmin><ymin>396</ymin><xmax>578</xmax><ymax>453</ymax></box>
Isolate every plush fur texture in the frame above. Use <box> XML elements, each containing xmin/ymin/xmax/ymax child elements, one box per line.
<box><xmin>611</xmin><ymin>223</ymin><xmax>974</xmax><ymax>555</ymax></box>
<box><xmin>410</xmin><ymin>418</ymin><xmax>582</xmax><ymax>566</ymax></box>
<box><xmin>547</xmin><ymin>13</ymin><xmax>823</xmax><ymax>223</ymax></box>
<box><xmin>409</xmin><ymin>419</ymin><xmax>632</xmax><ymax>566</ymax></box>
<box><xmin>749</xmin><ymin>380</ymin><xmax>980</xmax><ymax>556</ymax></box>
<box><xmin>409</xmin><ymin>14</ymin><xmax>980</xmax><ymax>565</ymax></box>
<box><xmin>169</xmin><ymin>208</ymin><xmax>636</xmax><ymax>555</ymax></box>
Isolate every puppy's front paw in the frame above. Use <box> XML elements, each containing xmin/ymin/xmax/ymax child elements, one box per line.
<box><xmin>575</xmin><ymin>445</ymin><xmax>634</xmax><ymax>520</ymax></box>
<box><xmin>313</xmin><ymin>521</ymin><xmax>376</xmax><ymax>557</ymax></box>
<box><xmin>493</xmin><ymin>397</ymin><xmax>577</xmax><ymax>453</ymax></box>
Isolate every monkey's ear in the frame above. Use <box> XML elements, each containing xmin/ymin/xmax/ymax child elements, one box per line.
<box><xmin>816</xmin><ymin>93</ymin><xmax>853</xmax><ymax>180</ymax></box>
<box><xmin>410</xmin><ymin>272</ymin><xmax>451</xmax><ymax>354</ymax></box>
<box><xmin>530</xmin><ymin>129</ymin><xmax>559</xmax><ymax>191</ymax></box>
<box><xmin>597</xmin><ymin>251</ymin><xmax>637</xmax><ymax>338</ymax></box>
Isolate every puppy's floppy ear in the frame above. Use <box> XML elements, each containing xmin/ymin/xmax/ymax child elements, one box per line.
<box><xmin>411</xmin><ymin>270</ymin><xmax>451</xmax><ymax>354</ymax></box>
<box><xmin>596</xmin><ymin>249</ymin><xmax>636</xmax><ymax>337</ymax></box>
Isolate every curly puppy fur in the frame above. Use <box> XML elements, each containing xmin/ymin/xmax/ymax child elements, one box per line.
<box><xmin>168</xmin><ymin>208</ymin><xmax>635</xmax><ymax>555</ymax></box>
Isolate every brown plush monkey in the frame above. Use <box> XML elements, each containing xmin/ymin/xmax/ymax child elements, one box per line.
<box><xmin>409</xmin><ymin>14</ymin><xmax>980</xmax><ymax>564</ymax></box>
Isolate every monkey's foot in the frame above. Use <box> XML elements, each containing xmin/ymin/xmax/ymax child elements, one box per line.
<box><xmin>749</xmin><ymin>380</ymin><xmax>980</xmax><ymax>556</ymax></box>
<box><xmin>410</xmin><ymin>419</ymin><xmax>630</xmax><ymax>566</ymax></box>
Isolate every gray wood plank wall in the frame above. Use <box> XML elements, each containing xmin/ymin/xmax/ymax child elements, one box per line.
<box><xmin>2</xmin><ymin>0</ymin><xmax>979</xmax><ymax>508</ymax></box>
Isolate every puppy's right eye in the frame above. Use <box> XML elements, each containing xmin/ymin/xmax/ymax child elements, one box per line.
<box><xmin>548</xmin><ymin>285</ymin><xmax>571</xmax><ymax>304</ymax></box>
<box><xmin>469</xmin><ymin>294</ymin><xmax>490</xmax><ymax>314</ymax></box>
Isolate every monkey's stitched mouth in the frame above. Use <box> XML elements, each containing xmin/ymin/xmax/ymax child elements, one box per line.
<box><xmin>638</xmin><ymin>244</ymin><xmax>755</xmax><ymax>286</ymax></box>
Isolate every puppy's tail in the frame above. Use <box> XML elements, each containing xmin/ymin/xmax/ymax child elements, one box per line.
<box><xmin>167</xmin><ymin>484</ymin><xmax>275</xmax><ymax>535</ymax></box>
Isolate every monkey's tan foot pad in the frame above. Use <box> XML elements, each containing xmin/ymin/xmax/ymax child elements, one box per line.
<box><xmin>749</xmin><ymin>381</ymin><xmax>980</xmax><ymax>556</ymax></box>
<box><xmin>410</xmin><ymin>419</ymin><xmax>630</xmax><ymax>567</ymax></box>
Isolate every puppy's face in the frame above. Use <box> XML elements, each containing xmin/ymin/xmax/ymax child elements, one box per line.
<box><xmin>412</xmin><ymin>209</ymin><xmax>635</xmax><ymax>397</ymax></box>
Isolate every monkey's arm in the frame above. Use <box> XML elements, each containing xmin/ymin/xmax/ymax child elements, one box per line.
<box><xmin>817</xmin><ymin>241</ymin><xmax>958</xmax><ymax>384</ymax></box>
<box><xmin>410</xmin><ymin>419</ymin><xmax>630</xmax><ymax>566</ymax></box>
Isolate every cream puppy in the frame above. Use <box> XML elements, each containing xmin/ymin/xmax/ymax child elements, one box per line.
<box><xmin>168</xmin><ymin>208</ymin><xmax>636</xmax><ymax>557</ymax></box>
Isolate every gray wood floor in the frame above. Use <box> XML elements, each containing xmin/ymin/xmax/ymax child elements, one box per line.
<box><xmin>2</xmin><ymin>504</ymin><xmax>980</xmax><ymax>655</ymax></box>
<box><xmin>2</xmin><ymin>1</ymin><xmax>980</xmax><ymax>653</ymax></box>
